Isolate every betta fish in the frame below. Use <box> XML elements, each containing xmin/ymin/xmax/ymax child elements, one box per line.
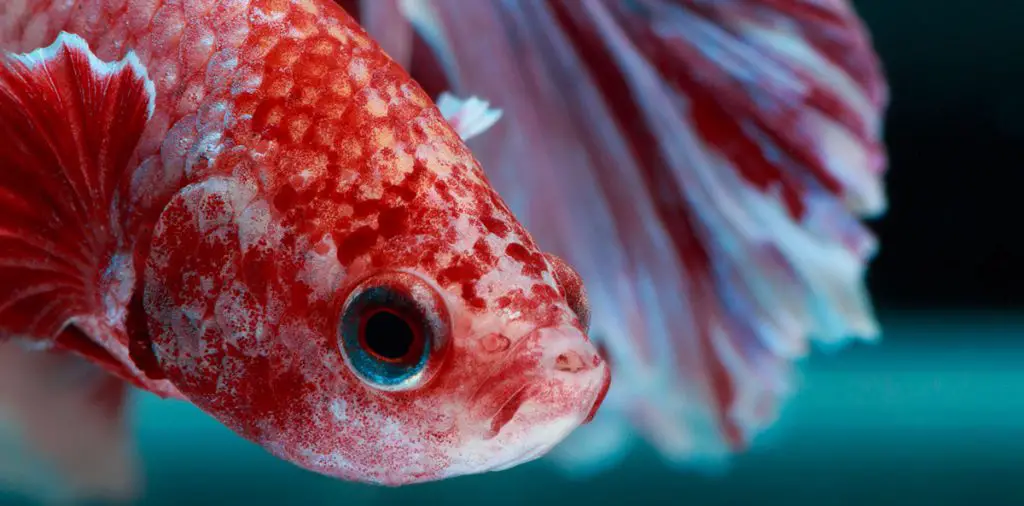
<box><xmin>0</xmin><ymin>0</ymin><xmax>610</xmax><ymax>492</ymax></box>
<box><xmin>343</xmin><ymin>0</ymin><xmax>889</xmax><ymax>474</ymax></box>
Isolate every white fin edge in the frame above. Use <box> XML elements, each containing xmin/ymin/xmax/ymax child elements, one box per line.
<box><xmin>437</xmin><ymin>92</ymin><xmax>503</xmax><ymax>141</ymax></box>
<box><xmin>9</xmin><ymin>31</ymin><xmax>156</xmax><ymax>120</ymax></box>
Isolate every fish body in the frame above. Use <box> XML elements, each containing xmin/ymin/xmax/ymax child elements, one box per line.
<box><xmin>0</xmin><ymin>0</ymin><xmax>608</xmax><ymax>485</ymax></box>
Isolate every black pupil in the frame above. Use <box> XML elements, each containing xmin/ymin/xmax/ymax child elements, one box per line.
<box><xmin>364</xmin><ymin>310</ymin><xmax>415</xmax><ymax>360</ymax></box>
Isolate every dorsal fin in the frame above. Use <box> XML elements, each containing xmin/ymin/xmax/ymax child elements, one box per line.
<box><xmin>437</xmin><ymin>92</ymin><xmax>502</xmax><ymax>141</ymax></box>
<box><xmin>0</xmin><ymin>32</ymin><xmax>154</xmax><ymax>347</ymax></box>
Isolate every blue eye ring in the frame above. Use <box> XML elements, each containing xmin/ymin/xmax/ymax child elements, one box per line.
<box><xmin>338</xmin><ymin>271</ymin><xmax>450</xmax><ymax>391</ymax></box>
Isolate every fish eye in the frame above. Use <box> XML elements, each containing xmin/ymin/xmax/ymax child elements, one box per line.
<box><xmin>363</xmin><ymin>309</ymin><xmax>416</xmax><ymax>361</ymax></box>
<box><xmin>338</xmin><ymin>272</ymin><xmax>451</xmax><ymax>391</ymax></box>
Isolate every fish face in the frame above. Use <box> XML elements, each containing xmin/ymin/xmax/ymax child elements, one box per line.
<box><xmin>313</xmin><ymin>262</ymin><xmax>611</xmax><ymax>484</ymax></box>
<box><xmin>144</xmin><ymin>134</ymin><xmax>609</xmax><ymax>485</ymax></box>
<box><xmin>294</xmin><ymin>181</ymin><xmax>610</xmax><ymax>483</ymax></box>
<box><xmin>133</xmin><ymin>0</ymin><xmax>607</xmax><ymax>481</ymax></box>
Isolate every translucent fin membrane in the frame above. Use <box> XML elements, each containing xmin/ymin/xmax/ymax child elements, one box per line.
<box><xmin>351</xmin><ymin>0</ymin><xmax>888</xmax><ymax>469</ymax></box>
<box><xmin>0</xmin><ymin>342</ymin><xmax>139</xmax><ymax>502</ymax></box>
<box><xmin>436</xmin><ymin>92</ymin><xmax>504</xmax><ymax>141</ymax></box>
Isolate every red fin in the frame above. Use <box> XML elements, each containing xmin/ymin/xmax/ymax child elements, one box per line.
<box><xmin>0</xmin><ymin>33</ymin><xmax>154</xmax><ymax>345</ymax></box>
<box><xmin>374</xmin><ymin>0</ymin><xmax>887</xmax><ymax>467</ymax></box>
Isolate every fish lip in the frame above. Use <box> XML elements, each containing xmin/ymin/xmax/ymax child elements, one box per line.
<box><xmin>485</xmin><ymin>382</ymin><xmax>532</xmax><ymax>439</ymax></box>
<box><xmin>469</xmin><ymin>359</ymin><xmax>538</xmax><ymax>438</ymax></box>
<box><xmin>468</xmin><ymin>325</ymin><xmax>605</xmax><ymax>437</ymax></box>
<box><xmin>582</xmin><ymin>364</ymin><xmax>612</xmax><ymax>424</ymax></box>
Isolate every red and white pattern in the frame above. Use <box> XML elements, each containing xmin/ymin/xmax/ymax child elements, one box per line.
<box><xmin>348</xmin><ymin>0</ymin><xmax>889</xmax><ymax>471</ymax></box>
<box><xmin>0</xmin><ymin>0</ymin><xmax>608</xmax><ymax>495</ymax></box>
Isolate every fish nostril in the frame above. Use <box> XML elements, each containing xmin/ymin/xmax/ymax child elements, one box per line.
<box><xmin>554</xmin><ymin>350</ymin><xmax>587</xmax><ymax>373</ymax></box>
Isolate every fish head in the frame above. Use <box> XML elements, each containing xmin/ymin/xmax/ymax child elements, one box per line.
<box><xmin>145</xmin><ymin>104</ymin><xmax>609</xmax><ymax>485</ymax></box>
<box><xmin>302</xmin><ymin>161</ymin><xmax>611</xmax><ymax>483</ymax></box>
<box><xmin>320</xmin><ymin>250</ymin><xmax>610</xmax><ymax>484</ymax></box>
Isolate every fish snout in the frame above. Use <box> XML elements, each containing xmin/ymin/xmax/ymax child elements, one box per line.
<box><xmin>469</xmin><ymin>327</ymin><xmax>609</xmax><ymax>452</ymax></box>
<box><xmin>541</xmin><ymin>328</ymin><xmax>611</xmax><ymax>424</ymax></box>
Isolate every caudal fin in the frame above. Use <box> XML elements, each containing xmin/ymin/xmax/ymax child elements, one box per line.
<box><xmin>352</xmin><ymin>0</ymin><xmax>888</xmax><ymax>468</ymax></box>
<box><xmin>0</xmin><ymin>33</ymin><xmax>154</xmax><ymax>351</ymax></box>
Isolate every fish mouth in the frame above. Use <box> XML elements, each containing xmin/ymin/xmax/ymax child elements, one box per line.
<box><xmin>468</xmin><ymin>326</ymin><xmax>610</xmax><ymax>466</ymax></box>
<box><xmin>480</xmin><ymin>358</ymin><xmax>608</xmax><ymax>438</ymax></box>
<box><xmin>583</xmin><ymin>365</ymin><xmax>612</xmax><ymax>424</ymax></box>
<box><xmin>487</xmin><ymin>383</ymin><xmax>532</xmax><ymax>438</ymax></box>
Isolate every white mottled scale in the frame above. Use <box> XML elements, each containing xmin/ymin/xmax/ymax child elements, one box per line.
<box><xmin>0</xmin><ymin>1</ymin><xmax>257</xmax><ymax>219</ymax></box>
<box><xmin>0</xmin><ymin>2</ymin><xmax>265</xmax><ymax>380</ymax></box>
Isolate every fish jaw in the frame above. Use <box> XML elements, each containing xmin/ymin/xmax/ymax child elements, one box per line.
<box><xmin>433</xmin><ymin>325</ymin><xmax>610</xmax><ymax>481</ymax></box>
<box><xmin>248</xmin><ymin>317</ymin><xmax>610</xmax><ymax>487</ymax></box>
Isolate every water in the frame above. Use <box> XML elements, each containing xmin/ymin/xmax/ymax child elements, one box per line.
<box><xmin>3</xmin><ymin>313</ymin><xmax>1023</xmax><ymax>505</ymax></box>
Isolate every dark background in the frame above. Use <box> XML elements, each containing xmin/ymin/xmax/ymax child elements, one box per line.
<box><xmin>856</xmin><ymin>1</ymin><xmax>1024</xmax><ymax>310</ymax></box>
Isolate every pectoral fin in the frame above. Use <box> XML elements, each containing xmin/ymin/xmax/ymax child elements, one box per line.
<box><xmin>0</xmin><ymin>33</ymin><xmax>154</xmax><ymax>361</ymax></box>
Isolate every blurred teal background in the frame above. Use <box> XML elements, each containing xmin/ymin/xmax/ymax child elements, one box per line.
<box><xmin>7</xmin><ymin>314</ymin><xmax>1023</xmax><ymax>506</ymax></box>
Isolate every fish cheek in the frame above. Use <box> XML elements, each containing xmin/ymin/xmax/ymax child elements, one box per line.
<box><xmin>144</xmin><ymin>179</ymin><xmax>275</xmax><ymax>421</ymax></box>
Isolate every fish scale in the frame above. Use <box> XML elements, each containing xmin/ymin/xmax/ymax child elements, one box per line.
<box><xmin>344</xmin><ymin>0</ymin><xmax>887</xmax><ymax>475</ymax></box>
<box><xmin>0</xmin><ymin>0</ymin><xmax>610</xmax><ymax>489</ymax></box>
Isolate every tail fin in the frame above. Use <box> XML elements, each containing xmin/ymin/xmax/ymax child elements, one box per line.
<box><xmin>354</xmin><ymin>0</ymin><xmax>888</xmax><ymax>467</ymax></box>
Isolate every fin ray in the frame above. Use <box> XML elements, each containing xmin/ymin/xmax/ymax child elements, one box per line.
<box><xmin>365</xmin><ymin>0</ymin><xmax>887</xmax><ymax>468</ymax></box>
<box><xmin>0</xmin><ymin>32</ymin><xmax>155</xmax><ymax>347</ymax></box>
